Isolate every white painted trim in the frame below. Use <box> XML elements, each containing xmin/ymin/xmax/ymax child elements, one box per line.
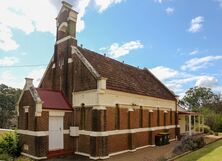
<box><xmin>21</xmin><ymin>152</ymin><xmax>47</xmax><ymax>160</ymax></box>
<box><xmin>71</xmin><ymin>46</ymin><xmax>101</xmax><ymax>78</ymax></box>
<box><xmin>49</xmin><ymin>111</ymin><xmax>65</xmax><ymax>116</ymax></box>
<box><xmin>58</xmin><ymin>22</ymin><xmax>68</xmax><ymax>31</ymax></box>
<box><xmin>56</xmin><ymin>36</ymin><xmax>74</xmax><ymax>45</ymax></box>
<box><xmin>68</xmin><ymin>58</ymin><xmax>73</xmax><ymax>63</ymax></box>
<box><xmin>73</xmin><ymin>89</ymin><xmax>176</xmax><ymax>110</ymax></box>
<box><xmin>23</xmin><ymin>106</ymin><xmax>30</xmax><ymax>113</ymax></box>
<box><xmin>17</xmin><ymin>125</ymin><xmax>176</xmax><ymax>137</ymax></box>
<box><xmin>17</xmin><ymin>129</ymin><xmax>70</xmax><ymax>136</ymax></box>
<box><xmin>63</xmin><ymin>129</ymin><xmax>69</xmax><ymax>134</ymax></box>
<box><xmin>78</xmin><ymin>125</ymin><xmax>177</xmax><ymax>137</ymax></box>
<box><xmin>52</xmin><ymin>63</ymin><xmax>55</xmax><ymax>69</ymax></box>
<box><xmin>170</xmin><ymin>138</ymin><xmax>176</xmax><ymax>142</ymax></box>
<box><xmin>17</xmin><ymin>130</ymin><xmax>48</xmax><ymax>136</ymax></box>
<box><xmin>43</xmin><ymin>109</ymin><xmax>73</xmax><ymax>112</ymax></box>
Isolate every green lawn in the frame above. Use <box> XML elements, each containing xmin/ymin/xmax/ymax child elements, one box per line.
<box><xmin>176</xmin><ymin>139</ymin><xmax>222</xmax><ymax>161</ymax></box>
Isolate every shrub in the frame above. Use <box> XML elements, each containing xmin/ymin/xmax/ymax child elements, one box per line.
<box><xmin>0</xmin><ymin>153</ymin><xmax>12</xmax><ymax>161</ymax></box>
<box><xmin>0</xmin><ymin>132</ymin><xmax>21</xmax><ymax>158</ymax></box>
<box><xmin>173</xmin><ymin>135</ymin><xmax>205</xmax><ymax>155</ymax></box>
<box><xmin>195</xmin><ymin>124</ymin><xmax>214</xmax><ymax>134</ymax></box>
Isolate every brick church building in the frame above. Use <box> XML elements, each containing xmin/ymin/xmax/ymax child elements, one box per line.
<box><xmin>17</xmin><ymin>1</ymin><xmax>179</xmax><ymax>160</ymax></box>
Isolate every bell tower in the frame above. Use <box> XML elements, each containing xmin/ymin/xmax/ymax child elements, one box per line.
<box><xmin>56</xmin><ymin>1</ymin><xmax>78</xmax><ymax>40</ymax></box>
<box><xmin>52</xmin><ymin>1</ymin><xmax>78</xmax><ymax>101</ymax></box>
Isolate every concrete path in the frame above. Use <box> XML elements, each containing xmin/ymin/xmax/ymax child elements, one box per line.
<box><xmin>46</xmin><ymin>141</ymin><xmax>179</xmax><ymax>161</ymax></box>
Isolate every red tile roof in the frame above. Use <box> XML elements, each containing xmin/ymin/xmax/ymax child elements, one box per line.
<box><xmin>36</xmin><ymin>88</ymin><xmax>72</xmax><ymax>110</ymax></box>
<box><xmin>79</xmin><ymin>47</ymin><xmax>176</xmax><ymax>101</ymax></box>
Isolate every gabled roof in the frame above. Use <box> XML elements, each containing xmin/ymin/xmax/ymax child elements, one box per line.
<box><xmin>36</xmin><ymin>88</ymin><xmax>72</xmax><ymax>110</ymax></box>
<box><xmin>77</xmin><ymin>47</ymin><xmax>176</xmax><ymax>101</ymax></box>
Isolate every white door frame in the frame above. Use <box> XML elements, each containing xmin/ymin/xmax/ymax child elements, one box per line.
<box><xmin>49</xmin><ymin>116</ymin><xmax>64</xmax><ymax>151</ymax></box>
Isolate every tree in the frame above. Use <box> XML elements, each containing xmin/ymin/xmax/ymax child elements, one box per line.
<box><xmin>180</xmin><ymin>86</ymin><xmax>220</xmax><ymax>112</ymax></box>
<box><xmin>181</xmin><ymin>86</ymin><xmax>222</xmax><ymax>132</ymax></box>
<box><xmin>0</xmin><ymin>84</ymin><xmax>21</xmax><ymax>129</ymax></box>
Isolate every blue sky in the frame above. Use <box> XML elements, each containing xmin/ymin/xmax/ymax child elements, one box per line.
<box><xmin>0</xmin><ymin>0</ymin><xmax>222</xmax><ymax>98</ymax></box>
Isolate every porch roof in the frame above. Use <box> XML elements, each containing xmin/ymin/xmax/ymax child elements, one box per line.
<box><xmin>36</xmin><ymin>88</ymin><xmax>72</xmax><ymax>111</ymax></box>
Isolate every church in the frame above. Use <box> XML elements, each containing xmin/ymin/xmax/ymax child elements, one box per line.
<box><xmin>16</xmin><ymin>1</ymin><xmax>179</xmax><ymax>160</ymax></box>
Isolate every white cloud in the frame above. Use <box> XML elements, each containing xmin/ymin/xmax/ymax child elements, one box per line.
<box><xmin>0</xmin><ymin>0</ymin><xmax>126</xmax><ymax>51</ymax></box>
<box><xmin>188</xmin><ymin>16</ymin><xmax>204</xmax><ymax>33</ymax></box>
<box><xmin>0</xmin><ymin>0</ymin><xmax>57</xmax><ymax>35</ymax></box>
<box><xmin>95</xmin><ymin>0</ymin><xmax>124</xmax><ymax>13</ymax></box>
<box><xmin>149</xmin><ymin>65</ymin><xmax>222</xmax><ymax>98</ymax></box>
<box><xmin>0</xmin><ymin>67</ymin><xmax>45</xmax><ymax>88</ymax></box>
<box><xmin>195</xmin><ymin>76</ymin><xmax>218</xmax><ymax>87</ymax></box>
<box><xmin>101</xmin><ymin>40</ymin><xmax>143</xmax><ymax>58</ymax></box>
<box><xmin>0</xmin><ymin>57</ymin><xmax>19</xmax><ymax>66</ymax></box>
<box><xmin>0</xmin><ymin>24</ymin><xmax>19</xmax><ymax>51</ymax></box>
<box><xmin>73</xmin><ymin>0</ymin><xmax>91</xmax><ymax>32</ymax></box>
<box><xmin>154</xmin><ymin>0</ymin><xmax>166</xmax><ymax>3</ymax></box>
<box><xmin>216</xmin><ymin>0</ymin><xmax>222</xmax><ymax>7</ymax></box>
<box><xmin>150</xmin><ymin>66</ymin><xmax>178</xmax><ymax>81</ymax></box>
<box><xmin>165</xmin><ymin>7</ymin><xmax>174</xmax><ymax>15</ymax></box>
<box><xmin>0</xmin><ymin>71</ymin><xmax>24</xmax><ymax>88</ymax></box>
<box><xmin>27</xmin><ymin>67</ymin><xmax>46</xmax><ymax>87</ymax></box>
<box><xmin>181</xmin><ymin>55</ymin><xmax>222</xmax><ymax>71</ymax></box>
<box><xmin>189</xmin><ymin>49</ymin><xmax>199</xmax><ymax>55</ymax></box>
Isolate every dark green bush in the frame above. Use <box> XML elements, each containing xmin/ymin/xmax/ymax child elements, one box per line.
<box><xmin>0</xmin><ymin>132</ymin><xmax>21</xmax><ymax>158</ymax></box>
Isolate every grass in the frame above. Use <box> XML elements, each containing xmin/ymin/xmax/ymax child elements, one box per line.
<box><xmin>176</xmin><ymin>139</ymin><xmax>222</xmax><ymax>161</ymax></box>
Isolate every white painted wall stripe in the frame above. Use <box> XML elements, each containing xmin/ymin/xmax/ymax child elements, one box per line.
<box><xmin>17</xmin><ymin>129</ymin><xmax>70</xmax><ymax>136</ymax></box>
<box><xmin>21</xmin><ymin>152</ymin><xmax>47</xmax><ymax>160</ymax></box>
<box><xmin>78</xmin><ymin>125</ymin><xmax>177</xmax><ymax>137</ymax></box>
<box><xmin>56</xmin><ymin>36</ymin><xmax>74</xmax><ymax>44</ymax></box>
<box><xmin>17</xmin><ymin>125</ymin><xmax>177</xmax><ymax>137</ymax></box>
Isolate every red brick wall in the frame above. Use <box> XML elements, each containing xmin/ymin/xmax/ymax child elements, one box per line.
<box><xmin>19</xmin><ymin>134</ymin><xmax>48</xmax><ymax>157</ymax></box>
<box><xmin>108</xmin><ymin>134</ymin><xmax>128</xmax><ymax>153</ymax></box>
<box><xmin>130</xmin><ymin>109</ymin><xmax>139</xmax><ymax>129</ymax></box>
<box><xmin>36</xmin><ymin>112</ymin><xmax>49</xmax><ymax>131</ymax></box>
<box><xmin>78</xmin><ymin>135</ymin><xmax>90</xmax><ymax>154</ymax></box>
<box><xmin>151</xmin><ymin>110</ymin><xmax>158</xmax><ymax>127</ymax></box>
<box><xmin>64</xmin><ymin>112</ymin><xmax>74</xmax><ymax>130</ymax></box>
<box><xmin>18</xmin><ymin>91</ymin><xmax>36</xmax><ymax>131</ymax></box>
<box><xmin>119</xmin><ymin>108</ymin><xmax>128</xmax><ymax>129</ymax></box>
<box><xmin>40</xmin><ymin>62</ymin><xmax>53</xmax><ymax>90</ymax></box>
<box><xmin>72</xmin><ymin>54</ymin><xmax>97</xmax><ymax>92</ymax></box>
<box><xmin>159</xmin><ymin>110</ymin><xmax>164</xmax><ymax>126</ymax></box>
<box><xmin>134</xmin><ymin>132</ymin><xmax>148</xmax><ymax>148</ymax></box>
<box><xmin>106</xmin><ymin>107</ymin><xmax>115</xmax><ymax>131</ymax></box>
<box><xmin>142</xmin><ymin>109</ymin><xmax>149</xmax><ymax>128</ymax></box>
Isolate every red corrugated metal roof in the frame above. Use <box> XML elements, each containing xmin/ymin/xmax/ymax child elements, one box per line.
<box><xmin>36</xmin><ymin>88</ymin><xmax>72</xmax><ymax>110</ymax></box>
